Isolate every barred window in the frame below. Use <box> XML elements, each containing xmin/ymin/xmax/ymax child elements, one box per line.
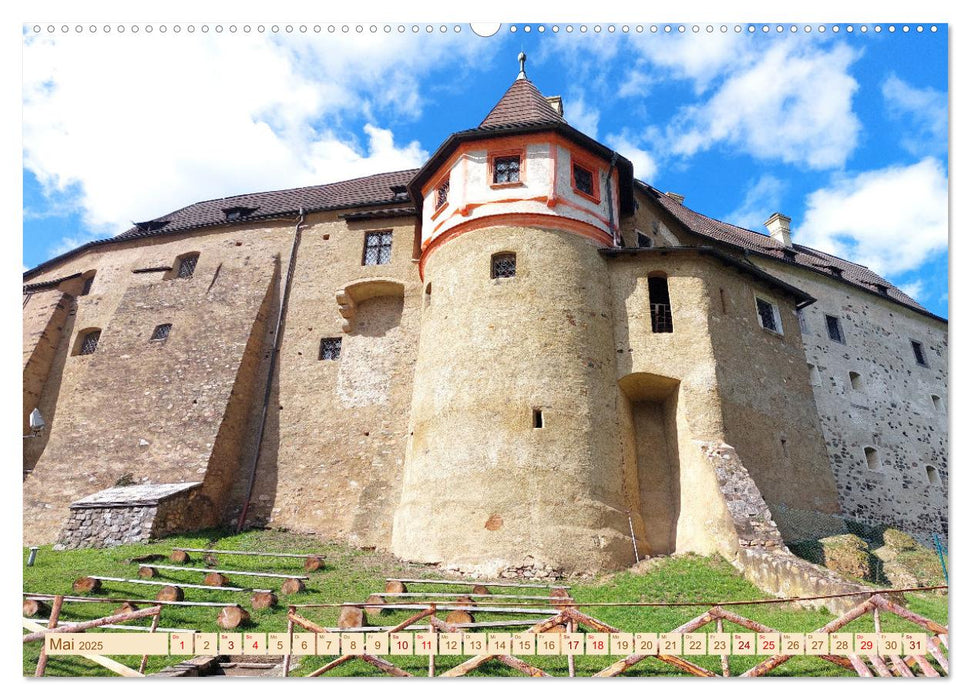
<box><xmin>363</xmin><ymin>231</ymin><xmax>393</xmax><ymax>266</ymax></box>
<box><xmin>79</xmin><ymin>330</ymin><xmax>101</xmax><ymax>356</ymax></box>
<box><xmin>151</xmin><ymin>324</ymin><xmax>172</xmax><ymax>341</ymax></box>
<box><xmin>491</xmin><ymin>252</ymin><xmax>516</xmax><ymax>279</ymax></box>
<box><xmin>756</xmin><ymin>297</ymin><xmax>781</xmax><ymax>334</ymax></box>
<box><xmin>573</xmin><ymin>163</ymin><xmax>594</xmax><ymax>196</ymax></box>
<box><xmin>436</xmin><ymin>179</ymin><xmax>450</xmax><ymax>209</ymax></box>
<box><xmin>177</xmin><ymin>253</ymin><xmax>199</xmax><ymax>279</ymax></box>
<box><xmin>319</xmin><ymin>337</ymin><xmax>342</xmax><ymax>361</ymax></box>
<box><xmin>825</xmin><ymin>314</ymin><xmax>845</xmax><ymax>344</ymax></box>
<box><xmin>648</xmin><ymin>276</ymin><xmax>673</xmax><ymax>333</ymax></box>
<box><xmin>493</xmin><ymin>156</ymin><xmax>521</xmax><ymax>184</ymax></box>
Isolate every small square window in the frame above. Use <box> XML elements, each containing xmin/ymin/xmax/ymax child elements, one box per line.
<box><xmin>911</xmin><ymin>340</ymin><xmax>928</xmax><ymax>367</ymax></box>
<box><xmin>436</xmin><ymin>179</ymin><xmax>450</xmax><ymax>209</ymax></box>
<box><xmin>79</xmin><ymin>330</ymin><xmax>101</xmax><ymax>356</ymax></box>
<box><xmin>150</xmin><ymin>324</ymin><xmax>172</xmax><ymax>341</ymax></box>
<box><xmin>825</xmin><ymin>314</ymin><xmax>845</xmax><ymax>344</ymax></box>
<box><xmin>756</xmin><ymin>297</ymin><xmax>781</xmax><ymax>334</ymax></box>
<box><xmin>573</xmin><ymin>163</ymin><xmax>594</xmax><ymax>196</ymax></box>
<box><xmin>493</xmin><ymin>155</ymin><xmax>521</xmax><ymax>184</ymax></box>
<box><xmin>363</xmin><ymin>231</ymin><xmax>393</xmax><ymax>266</ymax></box>
<box><xmin>177</xmin><ymin>254</ymin><xmax>199</xmax><ymax>279</ymax></box>
<box><xmin>319</xmin><ymin>337</ymin><xmax>342</xmax><ymax>361</ymax></box>
<box><xmin>491</xmin><ymin>253</ymin><xmax>516</xmax><ymax>279</ymax></box>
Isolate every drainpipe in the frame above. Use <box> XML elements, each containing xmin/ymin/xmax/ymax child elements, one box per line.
<box><xmin>236</xmin><ymin>208</ymin><xmax>306</xmax><ymax>533</ymax></box>
<box><xmin>605</xmin><ymin>152</ymin><xmax>620</xmax><ymax>247</ymax></box>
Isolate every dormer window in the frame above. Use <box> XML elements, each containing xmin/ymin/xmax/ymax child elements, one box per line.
<box><xmin>435</xmin><ymin>178</ymin><xmax>450</xmax><ymax>210</ymax></box>
<box><xmin>133</xmin><ymin>220</ymin><xmax>169</xmax><ymax>233</ymax></box>
<box><xmin>492</xmin><ymin>154</ymin><xmax>521</xmax><ymax>184</ymax></box>
<box><xmin>390</xmin><ymin>185</ymin><xmax>408</xmax><ymax>200</ymax></box>
<box><xmin>223</xmin><ymin>206</ymin><xmax>259</xmax><ymax>221</ymax></box>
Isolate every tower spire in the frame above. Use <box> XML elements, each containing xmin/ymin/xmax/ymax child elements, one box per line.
<box><xmin>517</xmin><ymin>51</ymin><xmax>527</xmax><ymax>79</ymax></box>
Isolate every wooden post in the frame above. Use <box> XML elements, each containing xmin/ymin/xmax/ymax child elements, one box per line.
<box><xmin>138</xmin><ymin>607</ymin><xmax>162</xmax><ymax>674</ymax></box>
<box><xmin>428</xmin><ymin>621</ymin><xmax>435</xmax><ymax>677</ymax></box>
<box><xmin>566</xmin><ymin>618</ymin><xmax>576</xmax><ymax>678</ymax></box>
<box><xmin>283</xmin><ymin>608</ymin><xmax>295</xmax><ymax>678</ymax></box>
<box><xmin>873</xmin><ymin>608</ymin><xmax>881</xmax><ymax>634</ymax></box>
<box><xmin>717</xmin><ymin>617</ymin><xmax>730</xmax><ymax>677</ymax></box>
<box><xmin>34</xmin><ymin>594</ymin><xmax>64</xmax><ymax>677</ymax></box>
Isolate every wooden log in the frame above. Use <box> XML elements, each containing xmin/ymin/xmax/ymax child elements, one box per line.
<box><xmin>364</xmin><ymin>594</ymin><xmax>386</xmax><ymax>616</ymax></box>
<box><xmin>138</xmin><ymin>566</ymin><xmax>158</xmax><ymax>579</ymax></box>
<box><xmin>847</xmin><ymin>655</ymin><xmax>874</xmax><ymax>677</ymax></box>
<box><xmin>203</xmin><ymin>572</ymin><xmax>230</xmax><ymax>587</ymax></box>
<box><xmin>868</xmin><ymin>655</ymin><xmax>893</xmax><ymax>677</ymax></box>
<box><xmin>174</xmin><ymin>547</ymin><xmax>326</xmax><ymax>559</ymax></box>
<box><xmin>73</xmin><ymin>576</ymin><xmax>102</xmax><ymax>594</ymax></box>
<box><xmin>23</xmin><ymin>599</ymin><xmax>50</xmax><ymax>618</ymax></box>
<box><xmin>281</xmin><ymin>578</ymin><xmax>306</xmax><ymax>595</ymax></box>
<box><xmin>217</xmin><ymin>605</ymin><xmax>250</xmax><ymax>629</ymax></box>
<box><xmin>304</xmin><ymin>556</ymin><xmax>324</xmax><ymax>572</ymax></box>
<box><xmin>384</xmin><ymin>580</ymin><xmax>407</xmax><ymax>594</ymax></box>
<box><xmin>928</xmin><ymin>637</ymin><xmax>949</xmax><ymax>674</ymax></box>
<box><xmin>360</xmin><ymin>654</ymin><xmax>412</xmax><ymax>677</ymax></box>
<box><xmin>153</xmin><ymin>564</ymin><xmax>309</xmax><ymax>580</ymax></box>
<box><xmin>455</xmin><ymin>595</ymin><xmax>476</xmax><ymax>608</ymax></box>
<box><xmin>338</xmin><ymin>606</ymin><xmax>366</xmax><ymax>629</ymax></box>
<box><xmin>439</xmin><ymin>654</ymin><xmax>498</xmax><ymax>677</ymax></box>
<box><xmin>307</xmin><ymin>655</ymin><xmax>353</xmax><ymax>677</ymax></box>
<box><xmin>887</xmin><ymin>655</ymin><xmax>915</xmax><ymax>677</ymax></box>
<box><xmin>129</xmin><ymin>554</ymin><xmax>166</xmax><ymax>564</ymax></box>
<box><xmin>717</xmin><ymin>618</ymin><xmax>730</xmax><ymax>677</ymax></box>
<box><xmin>170</xmin><ymin>549</ymin><xmax>190</xmax><ymax>564</ymax></box>
<box><xmin>156</xmin><ymin>585</ymin><xmax>185</xmax><ymax>602</ymax></box>
<box><xmin>906</xmin><ymin>654</ymin><xmax>940</xmax><ymax>677</ymax></box>
<box><xmin>445</xmin><ymin>610</ymin><xmax>475</xmax><ymax>625</ymax></box>
<box><xmin>24</xmin><ymin>593</ymin><xmax>229</xmax><ymax>608</ymax></box>
<box><xmin>387</xmin><ymin>577</ymin><xmax>568</xmax><ymax>590</ymax></box>
<box><xmin>138</xmin><ymin>608</ymin><xmax>162</xmax><ymax>674</ymax></box>
<box><xmin>283</xmin><ymin>611</ymin><xmax>295</xmax><ymax>677</ymax></box>
<box><xmin>113</xmin><ymin>602</ymin><xmax>139</xmax><ymax>615</ymax></box>
<box><xmin>871</xmin><ymin>594</ymin><xmax>948</xmax><ymax>635</ymax></box>
<box><xmin>497</xmin><ymin>654</ymin><xmax>550</xmax><ymax>677</ymax></box>
<box><xmin>251</xmin><ymin>592</ymin><xmax>278</xmax><ymax>610</ymax></box>
<box><xmin>471</xmin><ymin>584</ymin><xmax>491</xmax><ymax>595</ymax></box>
<box><xmin>95</xmin><ymin>575</ymin><xmax>254</xmax><ymax>592</ymax></box>
<box><xmin>550</xmin><ymin>586</ymin><xmax>572</xmax><ymax>609</ymax></box>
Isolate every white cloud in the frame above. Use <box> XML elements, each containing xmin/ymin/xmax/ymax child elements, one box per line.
<box><xmin>882</xmin><ymin>73</ymin><xmax>947</xmax><ymax>156</ymax></box>
<box><xmin>797</xmin><ymin>158</ymin><xmax>948</xmax><ymax>277</ymax></box>
<box><xmin>625</xmin><ymin>32</ymin><xmax>749</xmax><ymax>94</ymax></box>
<box><xmin>666</xmin><ymin>40</ymin><xmax>861</xmax><ymax>169</ymax></box>
<box><xmin>606</xmin><ymin>131</ymin><xmax>657</xmax><ymax>181</ymax></box>
<box><xmin>898</xmin><ymin>280</ymin><xmax>926</xmax><ymax>302</ymax></box>
<box><xmin>723</xmin><ymin>175</ymin><xmax>786</xmax><ymax>232</ymax></box>
<box><xmin>564</xmin><ymin>92</ymin><xmax>600</xmax><ymax>140</ymax></box>
<box><xmin>23</xmin><ymin>32</ymin><xmax>482</xmax><ymax>253</ymax></box>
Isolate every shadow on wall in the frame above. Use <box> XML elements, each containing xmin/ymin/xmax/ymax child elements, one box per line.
<box><xmin>620</xmin><ymin>372</ymin><xmax>681</xmax><ymax>557</ymax></box>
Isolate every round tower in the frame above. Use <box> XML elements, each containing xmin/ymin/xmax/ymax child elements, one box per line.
<box><xmin>391</xmin><ymin>62</ymin><xmax>638</xmax><ymax>575</ymax></box>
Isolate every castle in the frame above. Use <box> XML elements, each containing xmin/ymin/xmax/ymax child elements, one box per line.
<box><xmin>23</xmin><ymin>63</ymin><xmax>948</xmax><ymax>583</ymax></box>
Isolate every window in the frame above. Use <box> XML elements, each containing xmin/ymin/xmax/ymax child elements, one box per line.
<box><xmin>648</xmin><ymin>275</ymin><xmax>673</xmax><ymax>333</ymax></box>
<box><xmin>150</xmin><ymin>324</ymin><xmax>172</xmax><ymax>341</ymax></box>
<box><xmin>825</xmin><ymin>314</ymin><xmax>845</xmax><ymax>343</ymax></box>
<box><xmin>491</xmin><ymin>252</ymin><xmax>516</xmax><ymax>279</ymax></box>
<box><xmin>78</xmin><ymin>329</ymin><xmax>101</xmax><ymax>356</ymax></box>
<box><xmin>533</xmin><ymin>409</ymin><xmax>544</xmax><ymax>429</ymax></box>
<box><xmin>319</xmin><ymin>337</ymin><xmax>342</xmax><ymax>361</ymax></box>
<box><xmin>849</xmin><ymin>371</ymin><xmax>863</xmax><ymax>391</ymax></box>
<box><xmin>636</xmin><ymin>230</ymin><xmax>653</xmax><ymax>248</ymax></box>
<box><xmin>931</xmin><ymin>394</ymin><xmax>943</xmax><ymax>412</ymax></box>
<box><xmin>864</xmin><ymin>447</ymin><xmax>880</xmax><ymax>471</ymax></box>
<box><xmin>176</xmin><ymin>253</ymin><xmax>199</xmax><ymax>279</ymax></box>
<box><xmin>911</xmin><ymin>340</ymin><xmax>928</xmax><ymax>367</ymax></box>
<box><xmin>363</xmin><ymin>231</ymin><xmax>393</xmax><ymax>266</ymax></box>
<box><xmin>808</xmin><ymin>363</ymin><xmax>822</xmax><ymax>387</ymax></box>
<box><xmin>572</xmin><ymin>162</ymin><xmax>594</xmax><ymax>197</ymax></box>
<box><xmin>925</xmin><ymin>465</ymin><xmax>940</xmax><ymax>485</ymax></box>
<box><xmin>80</xmin><ymin>275</ymin><xmax>95</xmax><ymax>296</ymax></box>
<box><xmin>493</xmin><ymin>155</ymin><xmax>521</xmax><ymax>184</ymax></box>
<box><xmin>435</xmin><ymin>178</ymin><xmax>450</xmax><ymax>210</ymax></box>
<box><xmin>756</xmin><ymin>297</ymin><xmax>782</xmax><ymax>334</ymax></box>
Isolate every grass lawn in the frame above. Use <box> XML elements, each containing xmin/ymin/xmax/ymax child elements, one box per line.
<box><xmin>22</xmin><ymin>529</ymin><xmax>948</xmax><ymax>678</ymax></box>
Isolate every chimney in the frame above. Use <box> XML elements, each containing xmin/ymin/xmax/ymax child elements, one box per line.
<box><xmin>764</xmin><ymin>212</ymin><xmax>792</xmax><ymax>248</ymax></box>
<box><xmin>665</xmin><ymin>192</ymin><xmax>685</xmax><ymax>205</ymax></box>
<box><xmin>545</xmin><ymin>95</ymin><xmax>563</xmax><ymax>116</ymax></box>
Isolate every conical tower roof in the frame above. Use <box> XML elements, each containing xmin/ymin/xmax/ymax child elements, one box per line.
<box><xmin>478</xmin><ymin>76</ymin><xmax>567</xmax><ymax>130</ymax></box>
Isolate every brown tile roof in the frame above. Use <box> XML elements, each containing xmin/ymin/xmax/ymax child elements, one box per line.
<box><xmin>638</xmin><ymin>182</ymin><xmax>942</xmax><ymax>321</ymax></box>
<box><xmin>24</xmin><ymin>169</ymin><xmax>419</xmax><ymax>277</ymax></box>
<box><xmin>478</xmin><ymin>77</ymin><xmax>566</xmax><ymax>130</ymax></box>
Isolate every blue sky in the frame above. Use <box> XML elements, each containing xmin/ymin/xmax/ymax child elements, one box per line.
<box><xmin>22</xmin><ymin>22</ymin><xmax>948</xmax><ymax>317</ymax></box>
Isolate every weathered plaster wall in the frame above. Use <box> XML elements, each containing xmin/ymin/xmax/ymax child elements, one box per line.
<box><xmin>243</xmin><ymin>213</ymin><xmax>421</xmax><ymax>549</ymax></box>
<box><xmin>23</xmin><ymin>229</ymin><xmax>281</xmax><ymax>544</ymax></box>
<box><xmin>754</xmin><ymin>260</ymin><xmax>949</xmax><ymax>541</ymax></box>
<box><xmin>22</xmin><ymin>289</ymin><xmax>71</xmax><ymax>454</ymax></box>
